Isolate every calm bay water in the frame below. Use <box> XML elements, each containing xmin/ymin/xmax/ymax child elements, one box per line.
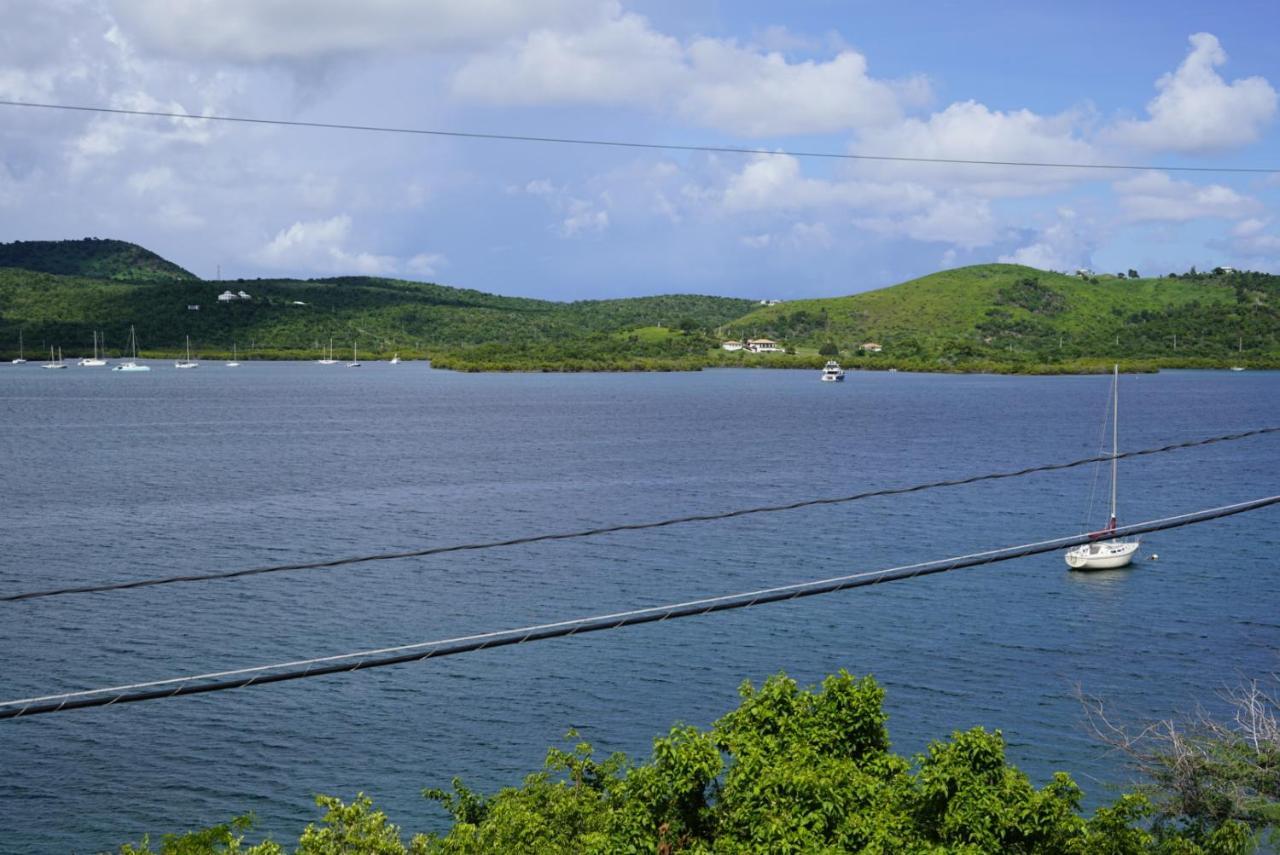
<box><xmin>1</xmin><ymin>363</ymin><xmax>1277</xmax><ymax>852</ymax></box>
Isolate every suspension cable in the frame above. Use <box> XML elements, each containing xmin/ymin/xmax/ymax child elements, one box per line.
<box><xmin>2</xmin><ymin>493</ymin><xmax>1275</xmax><ymax>719</ymax></box>
<box><xmin>4</xmin><ymin>426</ymin><xmax>1276</xmax><ymax>604</ymax></box>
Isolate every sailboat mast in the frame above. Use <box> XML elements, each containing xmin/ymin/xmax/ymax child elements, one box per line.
<box><xmin>1111</xmin><ymin>364</ymin><xmax>1118</xmax><ymax>523</ymax></box>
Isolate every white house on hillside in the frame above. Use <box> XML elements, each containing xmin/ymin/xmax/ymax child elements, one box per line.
<box><xmin>722</xmin><ymin>340</ymin><xmax>744</xmax><ymax>351</ymax></box>
<box><xmin>217</xmin><ymin>290</ymin><xmax>239</xmax><ymax>302</ymax></box>
<box><xmin>747</xmin><ymin>338</ymin><xmax>783</xmax><ymax>353</ymax></box>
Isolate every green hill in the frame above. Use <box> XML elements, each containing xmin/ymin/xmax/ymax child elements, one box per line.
<box><xmin>1</xmin><ymin>241</ymin><xmax>1276</xmax><ymax>371</ymax></box>
<box><xmin>0</xmin><ymin>238</ymin><xmax>196</xmax><ymax>281</ymax></box>
<box><xmin>0</xmin><ymin>262</ymin><xmax>755</xmax><ymax>366</ymax></box>
<box><xmin>724</xmin><ymin>264</ymin><xmax>1279</xmax><ymax>370</ymax></box>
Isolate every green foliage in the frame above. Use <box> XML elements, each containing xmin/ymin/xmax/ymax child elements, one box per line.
<box><xmin>114</xmin><ymin>673</ymin><xmax>1270</xmax><ymax>854</ymax></box>
<box><xmin>3</xmin><ymin>241</ymin><xmax>1278</xmax><ymax>372</ymax></box>
<box><xmin>819</xmin><ymin>341</ymin><xmax>839</xmax><ymax>356</ymax></box>
<box><xmin>0</xmin><ymin>238</ymin><xmax>196</xmax><ymax>281</ymax></box>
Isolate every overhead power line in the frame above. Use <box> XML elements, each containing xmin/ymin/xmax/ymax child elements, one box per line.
<box><xmin>2</xmin><ymin>99</ymin><xmax>1277</xmax><ymax>175</ymax></box>
<box><xmin>2</xmin><ymin>494</ymin><xmax>1276</xmax><ymax>720</ymax></box>
<box><xmin>4</xmin><ymin>426</ymin><xmax>1275</xmax><ymax>604</ymax></box>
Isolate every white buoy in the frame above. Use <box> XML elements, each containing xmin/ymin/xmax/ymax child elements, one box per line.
<box><xmin>1148</xmin><ymin>554</ymin><xmax>1159</xmax><ymax>561</ymax></box>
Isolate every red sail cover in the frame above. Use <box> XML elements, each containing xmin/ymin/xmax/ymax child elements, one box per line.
<box><xmin>1088</xmin><ymin>516</ymin><xmax>1118</xmax><ymax>540</ymax></box>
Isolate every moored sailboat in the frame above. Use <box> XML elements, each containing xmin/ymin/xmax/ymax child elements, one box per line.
<box><xmin>112</xmin><ymin>326</ymin><xmax>151</xmax><ymax>372</ymax></box>
<box><xmin>175</xmin><ymin>335</ymin><xmax>198</xmax><ymax>369</ymax></box>
<box><xmin>1065</xmin><ymin>365</ymin><xmax>1140</xmax><ymax>570</ymax></box>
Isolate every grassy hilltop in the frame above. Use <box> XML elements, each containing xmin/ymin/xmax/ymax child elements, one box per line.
<box><xmin>0</xmin><ymin>239</ymin><xmax>1277</xmax><ymax>371</ymax></box>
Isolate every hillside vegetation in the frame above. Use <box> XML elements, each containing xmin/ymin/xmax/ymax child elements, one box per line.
<box><xmin>0</xmin><ymin>240</ymin><xmax>1277</xmax><ymax>371</ymax></box>
<box><xmin>0</xmin><ymin>238</ymin><xmax>196</xmax><ymax>282</ymax></box>
<box><xmin>725</xmin><ymin>264</ymin><xmax>1278</xmax><ymax>368</ymax></box>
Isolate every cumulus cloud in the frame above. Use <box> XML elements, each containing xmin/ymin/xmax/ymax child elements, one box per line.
<box><xmin>1224</xmin><ymin>218</ymin><xmax>1280</xmax><ymax>258</ymax></box>
<box><xmin>998</xmin><ymin>209</ymin><xmax>1095</xmax><ymax>271</ymax></box>
<box><xmin>1114</xmin><ymin>171</ymin><xmax>1261</xmax><ymax>222</ymax></box>
<box><xmin>454</xmin><ymin>11</ymin><xmax>927</xmax><ymax>136</ymax></box>
<box><xmin>110</xmin><ymin>0</ymin><xmax>608</xmax><ymax>62</ymax></box>
<box><xmin>454</xmin><ymin>13</ymin><xmax>683</xmax><ymax>106</ymax></box>
<box><xmin>720</xmin><ymin>153</ymin><xmax>932</xmax><ymax>213</ymax></box>
<box><xmin>1108</xmin><ymin>33</ymin><xmax>1277</xmax><ymax>152</ymax></box>
<box><xmin>855</xmin><ymin>196</ymin><xmax>997</xmax><ymax>248</ymax></box>
<box><xmin>852</xmin><ymin>100</ymin><xmax>1100</xmax><ymax>196</ymax></box>
<box><xmin>740</xmin><ymin>221</ymin><xmax>833</xmax><ymax>251</ymax></box>
<box><xmin>256</xmin><ymin>214</ymin><xmax>404</xmax><ymax>275</ymax></box>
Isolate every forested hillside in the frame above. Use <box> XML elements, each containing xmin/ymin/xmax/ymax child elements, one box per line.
<box><xmin>1</xmin><ymin>240</ymin><xmax>1276</xmax><ymax>371</ymax></box>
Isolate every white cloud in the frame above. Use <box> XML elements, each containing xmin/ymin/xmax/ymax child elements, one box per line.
<box><xmin>559</xmin><ymin>197</ymin><xmax>609</xmax><ymax>236</ymax></box>
<box><xmin>255</xmin><ymin>214</ymin><xmax>400</xmax><ymax>275</ymax></box>
<box><xmin>110</xmin><ymin>0</ymin><xmax>609</xmax><ymax>62</ymax></box>
<box><xmin>1114</xmin><ymin>171</ymin><xmax>1261</xmax><ymax>222</ymax></box>
<box><xmin>454</xmin><ymin>13</ymin><xmax>683</xmax><ymax>106</ymax></box>
<box><xmin>720</xmin><ymin>153</ymin><xmax>931</xmax><ymax>213</ymax></box>
<box><xmin>1226</xmin><ymin>218</ymin><xmax>1280</xmax><ymax>258</ymax></box>
<box><xmin>998</xmin><ymin>208</ymin><xmax>1095</xmax><ymax>271</ymax></box>
<box><xmin>855</xmin><ymin>196</ymin><xmax>997</xmax><ymax>248</ymax></box>
<box><xmin>454</xmin><ymin>12</ymin><xmax>926</xmax><ymax>136</ymax></box>
<box><xmin>676</xmin><ymin>40</ymin><xmax>927</xmax><ymax>135</ymax></box>
<box><xmin>407</xmin><ymin>252</ymin><xmax>447</xmax><ymax>277</ymax></box>
<box><xmin>740</xmin><ymin>221</ymin><xmax>832</xmax><ymax>251</ymax></box>
<box><xmin>852</xmin><ymin>100</ymin><xmax>1100</xmax><ymax>196</ymax></box>
<box><xmin>1108</xmin><ymin>33</ymin><xmax>1277</xmax><ymax>152</ymax></box>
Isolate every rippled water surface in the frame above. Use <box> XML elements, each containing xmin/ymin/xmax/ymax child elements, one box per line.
<box><xmin>2</xmin><ymin>363</ymin><xmax>1278</xmax><ymax>852</ymax></box>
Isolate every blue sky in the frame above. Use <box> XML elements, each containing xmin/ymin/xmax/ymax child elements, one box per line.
<box><xmin>1</xmin><ymin>1</ymin><xmax>1277</xmax><ymax>300</ymax></box>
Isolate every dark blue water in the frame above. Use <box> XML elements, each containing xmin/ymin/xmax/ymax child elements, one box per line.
<box><xmin>1</xmin><ymin>363</ymin><xmax>1277</xmax><ymax>853</ymax></box>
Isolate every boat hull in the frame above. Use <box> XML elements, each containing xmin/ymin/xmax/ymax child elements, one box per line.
<box><xmin>1065</xmin><ymin>540</ymin><xmax>1140</xmax><ymax>570</ymax></box>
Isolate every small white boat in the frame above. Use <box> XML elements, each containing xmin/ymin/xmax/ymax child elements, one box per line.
<box><xmin>175</xmin><ymin>335</ymin><xmax>198</xmax><ymax>369</ymax></box>
<box><xmin>78</xmin><ymin>331</ymin><xmax>108</xmax><ymax>366</ymax></box>
<box><xmin>11</xmin><ymin>329</ymin><xmax>27</xmax><ymax>364</ymax></box>
<box><xmin>43</xmin><ymin>346</ymin><xmax>67</xmax><ymax>369</ymax></box>
<box><xmin>347</xmin><ymin>342</ymin><xmax>361</xmax><ymax>368</ymax></box>
<box><xmin>1065</xmin><ymin>365</ymin><xmax>1140</xmax><ymax>570</ymax></box>
<box><xmin>1230</xmin><ymin>366</ymin><xmax>1245</xmax><ymax>372</ymax></box>
<box><xmin>226</xmin><ymin>342</ymin><xmax>241</xmax><ymax>368</ymax></box>
<box><xmin>112</xmin><ymin>325</ymin><xmax>151</xmax><ymax>372</ymax></box>
<box><xmin>389</xmin><ymin>353</ymin><xmax>401</xmax><ymax>364</ymax></box>
<box><xmin>820</xmin><ymin>360</ymin><xmax>845</xmax><ymax>382</ymax></box>
<box><xmin>317</xmin><ymin>338</ymin><xmax>337</xmax><ymax>365</ymax></box>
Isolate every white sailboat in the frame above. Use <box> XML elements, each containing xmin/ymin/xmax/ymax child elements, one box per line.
<box><xmin>175</xmin><ymin>335</ymin><xmax>198</xmax><ymax>369</ymax></box>
<box><xmin>389</xmin><ymin>353</ymin><xmax>401</xmax><ymax>364</ymax></box>
<box><xmin>226</xmin><ymin>343</ymin><xmax>241</xmax><ymax>368</ymax></box>
<box><xmin>11</xmin><ymin>329</ymin><xmax>27</xmax><ymax>364</ymax></box>
<box><xmin>42</xmin><ymin>345</ymin><xmax>67</xmax><ymax>369</ymax></box>
<box><xmin>1065</xmin><ymin>365</ymin><xmax>1140</xmax><ymax>570</ymax></box>
<box><xmin>78</xmin><ymin>331</ymin><xmax>108</xmax><ymax>366</ymax></box>
<box><xmin>112</xmin><ymin>326</ymin><xmax>151</xmax><ymax>372</ymax></box>
<box><xmin>347</xmin><ymin>342</ymin><xmax>361</xmax><ymax>367</ymax></box>
<box><xmin>317</xmin><ymin>338</ymin><xmax>337</xmax><ymax>365</ymax></box>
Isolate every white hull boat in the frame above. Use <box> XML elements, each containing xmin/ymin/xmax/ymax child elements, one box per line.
<box><xmin>347</xmin><ymin>342</ymin><xmax>361</xmax><ymax>367</ymax></box>
<box><xmin>112</xmin><ymin>325</ymin><xmax>152</xmax><ymax>372</ymax></box>
<box><xmin>820</xmin><ymin>360</ymin><xmax>845</xmax><ymax>382</ymax></box>
<box><xmin>78</xmin><ymin>331</ymin><xmax>108</xmax><ymax>366</ymax></box>
<box><xmin>43</xmin><ymin>346</ymin><xmax>67</xmax><ymax>369</ymax></box>
<box><xmin>175</xmin><ymin>335</ymin><xmax>198</xmax><ymax>368</ymax></box>
<box><xmin>11</xmin><ymin>329</ymin><xmax>26</xmax><ymax>364</ymax></box>
<box><xmin>317</xmin><ymin>338</ymin><xmax>337</xmax><ymax>364</ymax></box>
<box><xmin>1065</xmin><ymin>365</ymin><xmax>1139</xmax><ymax>571</ymax></box>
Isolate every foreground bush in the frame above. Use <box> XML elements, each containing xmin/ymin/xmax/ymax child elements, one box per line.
<box><xmin>116</xmin><ymin>672</ymin><xmax>1262</xmax><ymax>854</ymax></box>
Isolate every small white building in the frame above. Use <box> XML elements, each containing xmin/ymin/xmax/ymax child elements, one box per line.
<box><xmin>1075</xmin><ymin>268</ymin><xmax>1093</xmax><ymax>278</ymax></box>
<box><xmin>187</xmin><ymin>304</ymin><xmax>200</xmax><ymax>311</ymax></box>
<box><xmin>859</xmin><ymin>342</ymin><xmax>883</xmax><ymax>353</ymax></box>
<box><xmin>1221</xmin><ymin>266</ymin><xmax>1236</xmax><ymax>274</ymax></box>
<box><xmin>238</xmin><ymin>290</ymin><xmax>252</xmax><ymax>299</ymax></box>
<box><xmin>747</xmin><ymin>338</ymin><xmax>783</xmax><ymax>353</ymax></box>
<box><xmin>217</xmin><ymin>290</ymin><xmax>239</xmax><ymax>302</ymax></box>
<box><xmin>758</xmin><ymin>299</ymin><xmax>783</xmax><ymax>306</ymax></box>
<box><xmin>721</xmin><ymin>341</ymin><xmax>744</xmax><ymax>352</ymax></box>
